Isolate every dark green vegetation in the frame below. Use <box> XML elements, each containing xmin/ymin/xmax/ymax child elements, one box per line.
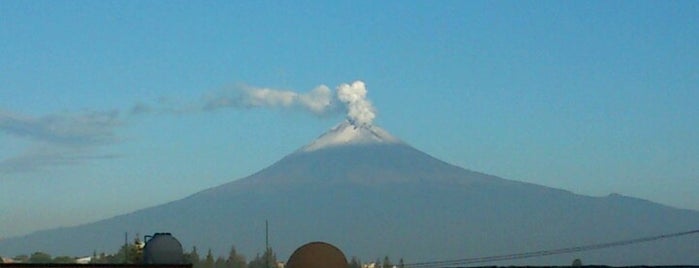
<box><xmin>2</xmin><ymin>243</ymin><xmax>254</xmax><ymax>267</ymax></box>
<box><xmin>1</xmin><ymin>243</ymin><xmax>406</xmax><ymax>268</ymax></box>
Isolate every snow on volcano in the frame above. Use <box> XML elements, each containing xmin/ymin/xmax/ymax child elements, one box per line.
<box><xmin>300</xmin><ymin>120</ymin><xmax>400</xmax><ymax>152</ymax></box>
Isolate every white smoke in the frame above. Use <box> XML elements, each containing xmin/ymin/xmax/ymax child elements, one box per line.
<box><xmin>198</xmin><ymin>81</ymin><xmax>377</xmax><ymax>124</ymax></box>
<box><xmin>203</xmin><ymin>85</ymin><xmax>334</xmax><ymax>115</ymax></box>
<box><xmin>243</xmin><ymin>85</ymin><xmax>333</xmax><ymax>115</ymax></box>
<box><xmin>225</xmin><ymin>81</ymin><xmax>377</xmax><ymax>126</ymax></box>
<box><xmin>337</xmin><ymin>81</ymin><xmax>376</xmax><ymax>126</ymax></box>
<box><xmin>245</xmin><ymin>88</ymin><xmax>297</xmax><ymax>108</ymax></box>
<box><xmin>294</xmin><ymin>85</ymin><xmax>334</xmax><ymax>114</ymax></box>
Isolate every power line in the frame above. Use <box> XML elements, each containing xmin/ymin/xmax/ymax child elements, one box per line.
<box><xmin>404</xmin><ymin>229</ymin><xmax>699</xmax><ymax>268</ymax></box>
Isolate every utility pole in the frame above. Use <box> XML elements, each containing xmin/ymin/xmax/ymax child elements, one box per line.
<box><xmin>265</xmin><ymin>220</ymin><xmax>276</xmax><ymax>268</ymax></box>
<box><xmin>265</xmin><ymin>220</ymin><xmax>269</xmax><ymax>251</ymax></box>
<box><xmin>265</xmin><ymin>220</ymin><xmax>269</xmax><ymax>268</ymax></box>
<box><xmin>124</xmin><ymin>232</ymin><xmax>128</xmax><ymax>264</ymax></box>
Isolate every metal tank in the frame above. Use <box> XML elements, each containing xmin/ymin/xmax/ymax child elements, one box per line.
<box><xmin>286</xmin><ymin>241</ymin><xmax>348</xmax><ymax>268</ymax></box>
<box><xmin>142</xmin><ymin>233</ymin><xmax>184</xmax><ymax>264</ymax></box>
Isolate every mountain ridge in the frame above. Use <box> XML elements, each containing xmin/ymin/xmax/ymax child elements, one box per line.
<box><xmin>1</xmin><ymin>123</ymin><xmax>698</xmax><ymax>265</ymax></box>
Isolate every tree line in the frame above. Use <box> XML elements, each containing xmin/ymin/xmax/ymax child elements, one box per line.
<box><xmin>2</xmin><ymin>241</ymin><xmax>404</xmax><ymax>268</ymax></box>
<box><xmin>1</xmin><ymin>252</ymin><xmax>77</xmax><ymax>264</ymax></box>
<box><xmin>88</xmin><ymin>241</ymin><xmax>276</xmax><ymax>268</ymax></box>
<box><xmin>1</xmin><ymin>243</ymin><xmax>272</xmax><ymax>268</ymax></box>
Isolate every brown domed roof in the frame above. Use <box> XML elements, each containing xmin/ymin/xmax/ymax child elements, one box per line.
<box><xmin>286</xmin><ymin>242</ymin><xmax>347</xmax><ymax>268</ymax></box>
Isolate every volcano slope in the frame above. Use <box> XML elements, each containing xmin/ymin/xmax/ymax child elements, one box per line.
<box><xmin>1</xmin><ymin>122</ymin><xmax>698</xmax><ymax>266</ymax></box>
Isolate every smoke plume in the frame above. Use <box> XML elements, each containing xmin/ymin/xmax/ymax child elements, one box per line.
<box><xmin>336</xmin><ymin>81</ymin><xmax>375</xmax><ymax>126</ymax></box>
<box><xmin>1</xmin><ymin>80</ymin><xmax>377</xmax><ymax>173</ymax></box>
<box><xmin>203</xmin><ymin>85</ymin><xmax>334</xmax><ymax>115</ymax></box>
<box><xmin>246</xmin><ymin>85</ymin><xmax>334</xmax><ymax>115</ymax></box>
<box><xmin>202</xmin><ymin>80</ymin><xmax>377</xmax><ymax>126</ymax></box>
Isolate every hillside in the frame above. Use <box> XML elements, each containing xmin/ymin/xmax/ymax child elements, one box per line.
<box><xmin>1</xmin><ymin>122</ymin><xmax>698</xmax><ymax>265</ymax></box>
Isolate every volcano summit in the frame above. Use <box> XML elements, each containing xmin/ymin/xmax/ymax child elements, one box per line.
<box><xmin>1</xmin><ymin>120</ymin><xmax>699</xmax><ymax>266</ymax></box>
<box><xmin>300</xmin><ymin>120</ymin><xmax>399</xmax><ymax>152</ymax></box>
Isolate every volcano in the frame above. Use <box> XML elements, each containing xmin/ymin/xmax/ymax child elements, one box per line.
<box><xmin>1</xmin><ymin>121</ymin><xmax>699</xmax><ymax>265</ymax></box>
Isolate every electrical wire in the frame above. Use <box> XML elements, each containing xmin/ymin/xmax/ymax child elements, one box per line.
<box><xmin>404</xmin><ymin>229</ymin><xmax>699</xmax><ymax>268</ymax></box>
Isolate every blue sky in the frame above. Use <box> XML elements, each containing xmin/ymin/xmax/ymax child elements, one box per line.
<box><xmin>1</xmin><ymin>1</ymin><xmax>698</xmax><ymax>239</ymax></box>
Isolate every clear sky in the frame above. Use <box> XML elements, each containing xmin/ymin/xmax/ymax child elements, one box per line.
<box><xmin>1</xmin><ymin>1</ymin><xmax>698</xmax><ymax>239</ymax></box>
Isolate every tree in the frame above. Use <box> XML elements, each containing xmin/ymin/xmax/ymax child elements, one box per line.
<box><xmin>348</xmin><ymin>256</ymin><xmax>362</xmax><ymax>268</ymax></box>
<box><xmin>572</xmin><ymin>258</ymin><xmax>582</xmax><ymax>267</ymax></box>
<box><xmin>248</xmin><ymin>248</ymin><xmax>276</xmax><ymax>268</ymax></box>
<box><xmin>215</xmin><ymin>256</ymin><xmax>227</xmax><ymax>268</ymax></box>
<box><xmin>226</xmin><ymin>246</ymin><xmax>247</xmax><ymax>268</ymax></box>
<box><xmin>263</xmin><ymin>247</ymin><xmax>277</xmax><ymax>268</ymax></box>
<box><xmin>53</xmin><ymin>256</ymin><xmax>76</xmax><ymax>263</ymax></box>
<box><xmin>398</xmin><ymin>258</ymin><xmax>404</xmax><ymax>268</ymax></box>
<box><xmin>248</xmin><ymin>254</ymin><xmax>263</xmax><ymax>268</ymax></box>
<box><xmin>110</xmin><ymin>243</ymin><xmax>141</xmax><ymax>263</ymax></box>
<box><xmin>185</xmin><ymin>246</ymin><xmax>201</xmax><ymax>268</ymax></box>
<box><xmin>382</xmin><ymin>256</ymin><xmax>392</xmax><ymax>268</ymax></box>
<box><xmin>204</xmin><ymin>249</ymin><xmax>215</xmax><ymax>268</ymax></box>
<box><xmin>90</xmin><ymin>252</ymin><xmax>107</xmax><ymax>264</ymax></box>
<box><xmin>29</xmin><ymin>252</ymin><xmax>52</xmax><ymax>263</ymax></box>
<box><xmin>91</xmin><ymin>252</ymin><xmax>110</xmax><ymax>264</ymax></box>
<box><xmin>13</xmin><ymin>255</ymin><xmax>29</xmax><ymax>263</ymax></box>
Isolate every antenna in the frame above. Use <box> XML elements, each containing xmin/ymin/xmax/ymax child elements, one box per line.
<box><xmin>124</xmin><ymin>232</ymin><xmax>128</xmax><ymax>264</ymax></box>
<box><xmin>266</xmin><ymin>220</ymin><xmax>269</xmax><ymax>250</ymax></box>
<box><xmin>265</xmin><ymin>220</ymin><xmax>270</xmax><ymax>268</ymax></box>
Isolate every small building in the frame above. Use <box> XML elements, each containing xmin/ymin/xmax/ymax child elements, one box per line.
<box><xmin>75</xmin><ymin>257</ymin><xmax>92</xmax><ymax>264</ymax></box>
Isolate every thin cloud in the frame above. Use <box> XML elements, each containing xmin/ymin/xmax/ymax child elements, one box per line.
<box><xmin>0</xmin><ymin>110</ymin><xmax>121</xmax><ymax>146</ymax></box>
<box><xmin>129</xmin><ymin>102</ymin><xmax>152</xmax><ymax>116</ymax></box>
<box><xmin>0</xmin><ymin>145</ymin><xmax>120</xmax><ymax>173</ymax></box>
<box><xmin>0</xmin><ymin>109</ymin><xmax>123</xmax><ymax>174</ymax></box>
